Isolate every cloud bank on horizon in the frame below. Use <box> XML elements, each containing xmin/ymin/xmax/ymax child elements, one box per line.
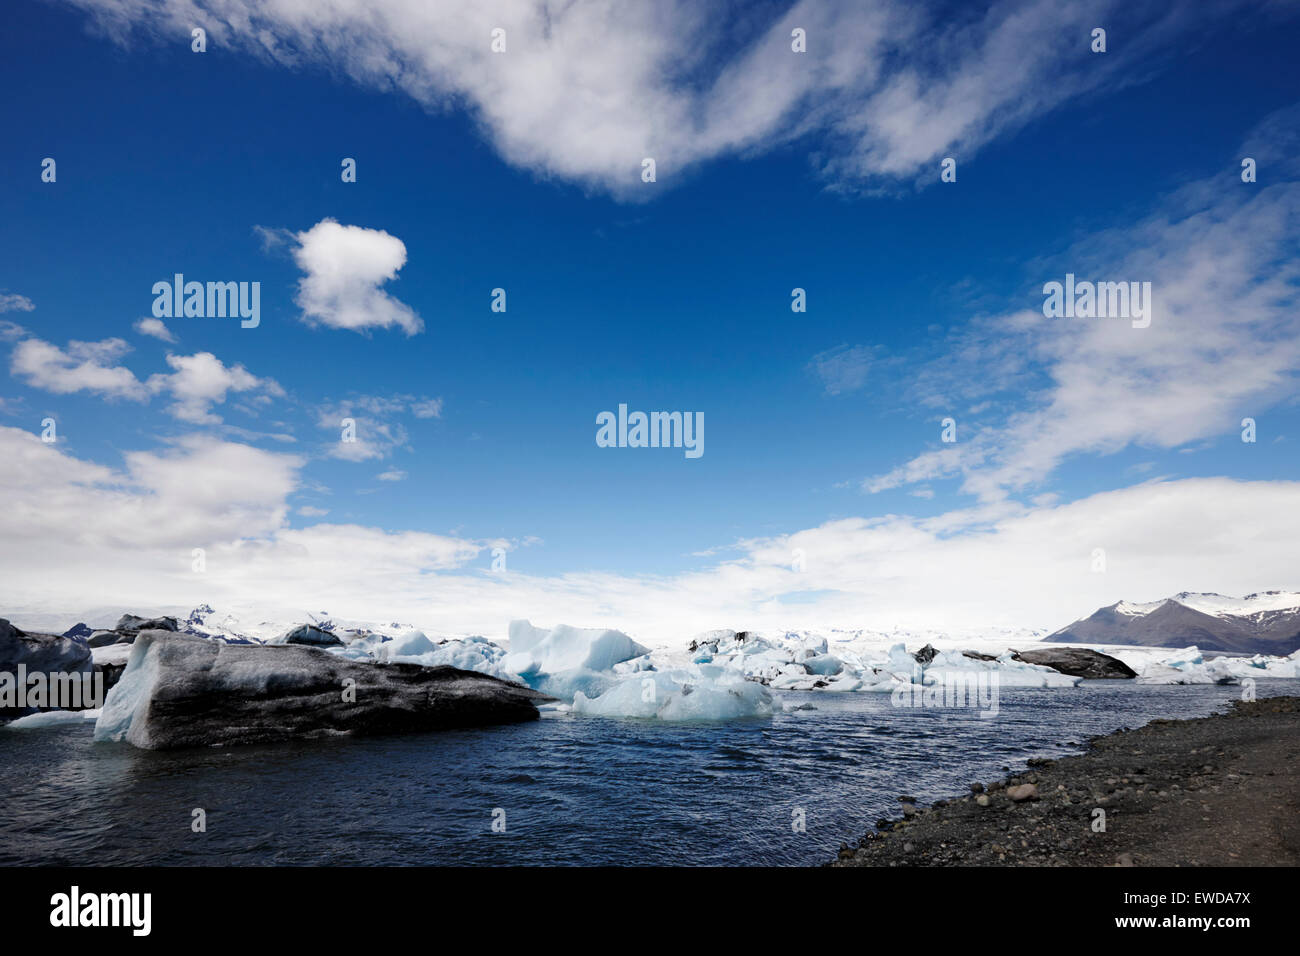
<box><xmin>4</xmin><ymin>423</ymin><xmax>1300</xmax><ymax>641</ymax></box>
<box><xmin>3</xmin><ymin>0</ymin><xmax>1299</xmax><ymax>641</ymax></box>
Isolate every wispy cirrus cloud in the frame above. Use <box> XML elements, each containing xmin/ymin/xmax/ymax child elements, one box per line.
<box><xmin>57</xmin><ymin>0</ymin><xmax>1283</xmax><ymax>197</ymax></box>
<box><xmin>314</xmin><ymin>392</ymin><xmax>444</xmax><ymax>462</ymax></box>
<box><xmin>866</xmin><ymin>107</ymin><xmax>1300</xmax><ymax>501</ymax></box>
<box><xmin>0</xmin><ymin>293</ymin><xmax>35</xmax><ymax>314</ymax></box>
<box><xmin>410</xmin><ymin>398</ymin><xmax>443</xmax><ymax>419</ymax></box>
<box><xmin>316</xmin><ymin>400</ymin><xmax>409</xmax><ymax>462</ymax></box>
<box><xmin>808</xmin><ymin>344</ymin><xmax>877</xmax><ymax>395</ymax></box>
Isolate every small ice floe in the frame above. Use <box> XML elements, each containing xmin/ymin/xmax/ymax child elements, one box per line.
<box><xmin>3</xmin><ymin>708</ymin><xmax>100</xmax><ymax>730</ymax></box>
<box><xmin>686</xmin><ymin>633</ymin><xmax>1081</xmax><ymax>693</ymax></box>
<box><xmin>1217</xmin><ymin>651</ymin><xmax>1300</xmax><ymax>680</ymax></box>
<box><xmin>572</xmin><ymin>665</ymin><xmax>775</xmax><ymax>721</ymax></box>
<box><xmin>1132</xmin><ymin>648</ymin><xmax>1241</xmax><ymax>685</ymax></box>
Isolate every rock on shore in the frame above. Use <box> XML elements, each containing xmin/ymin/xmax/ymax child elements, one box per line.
<box><xmin>832</xmin><ymin>695</ymin><xmax>1300</xmax><ymax>867</ymax></box>
<box><xmin>95</xmin><ymin>631</ymin><xmax>555</xmax><ymax>750</ymax></box>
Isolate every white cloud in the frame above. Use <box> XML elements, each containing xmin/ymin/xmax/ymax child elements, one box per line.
<box><xmin>134</xmin><ymin>317</ymin><xmax>177</xmax><ymax>343</ymax></box>
<box><xmin>377</xmin><ymin>469</ymin><xmax>407</xmax><ymax>481</ymax></box>
<box><xmin>289</xmin><ymin>219</ymin><xmax>422</xmax><ymax>335</ymax></box>
<box><xmin>867</xmin><ymin>109</ymin><xmax>1300</xmax><ymax>500</ymax></box>
<box><xmin>9</xmin><ymin>336</ymin><xmax>281</xmax><ymax>424</ymax></box>
<box><xmin>147</xmin><ymin>352</ymin><xmax>281</xmax><ymax>425</ymax></box>
<box><xmin>0</xmin><ymin>293</ymin><xmax>35</xmax><ymax>314</ymax></box>
<box><xmin>410</xmin><ymin>398</ymin><xmax>443</xmax><ymax>419</ymax></box>
<box><xmin>58</xmin><ymin>0</ymin><xmax>1276</xmax><ymax>196</ymax></box>
<box><xmin>317</xmin><ymin>401</ymin><xmax>407</xmax><ymax>462</ymax></box>
<box><xmin>2</xmin><ymin>425</ymin><xmax>1297</xmax><ymax>643</ymax></box>
<box><xmin>808</xmin><ymin>344</ymin><xmax>876</xmax><ymax>395</ymax></box>
<box><xmin>10</xmin><ymin>337</ymin><xmax>145</xmax><ymax>400</ymax></box>
<box><xmin>315</xmin><ymin>393</ymin><xmax>440</xmax><ymax>461</ymax></box>
<box><xmin>0</xmin><ymin>427</ymin><xmax>300</xmax><ymax>550</ymax></box>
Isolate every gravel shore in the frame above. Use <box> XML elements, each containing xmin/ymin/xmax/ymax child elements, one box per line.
<box><xmin>832</xmin><ymin>695</ymin><xmax>1300</xmax><ymax>867</ymax></box>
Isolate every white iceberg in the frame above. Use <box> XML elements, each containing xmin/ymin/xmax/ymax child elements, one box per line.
<box><xmin>91</xmin><ymin>643</ymin><xmax>133</xmax><ymax>668</ymax></box>
<box><xmin>379</xmin><ymin>629</ymin><xmax>437</xmax><ymax>660</ymax></box>
<box><xmin>375</xmin><ymin>634</ymin><xmax>518</xmax><ymax>681</ymax></box>
<box><xmin>3</xmin><ymin>708</ymin><xmax>101</xmax><ymax>730</ymax></box>
<box><xmin>572</xmin><ymin>664</ymin><xmax>775</xmax><ymax>721</ymax></box>
<box><xmin>1215</xmin><ymin>653</ymin><xmax>1300</xmax><ymax>679</ymax></box>
<box><xmin>803</xmin><ymin>654</ymin><xmax>845</xmax><ymax>676</ymax></box>
<box><xmin>501</xmin><ymin>620</ymin><xmax>651</xmax><ymax>701</ymax></box>
<box><xmin>679</xmin><ymin>633</ymin><xmax>1082</xmax><ymax>693</ymax></box>
<box><xmin>1126</xmin><ymin>646</ymin><xmax>1240</xmax><ymax>685</ymax></box>
<box><xmin>507</xmin><ymin>620</ymin><xmax>649</xmax><ymax>674</ymax></box>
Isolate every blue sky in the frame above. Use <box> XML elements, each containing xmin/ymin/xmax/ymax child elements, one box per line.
<box><xmin>2</xmin><ymin>0</ymin><xmax>1299</xmax><ymax>639</ymax></box>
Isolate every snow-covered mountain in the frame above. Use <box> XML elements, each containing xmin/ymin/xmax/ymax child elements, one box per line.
<box><xmin>179</xmin><ymin>603</ymin><xmax>423</xmax><ymax>645</ymax></box>
<box><xmin>1047</xmin><ymin>591</ymin><xmax>1300</xmax><ymax>654</ymax></box>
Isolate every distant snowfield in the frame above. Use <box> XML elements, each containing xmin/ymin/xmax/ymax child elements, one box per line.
<box><xmin>1177</xmin><ymin>590</ymin><xmax>1300</xmax><ymax>617</ymax></box>
<box><xmin>7</xmin><ymin>602</ymin><xmax>1053</xmax><ymax>655</ymax></box>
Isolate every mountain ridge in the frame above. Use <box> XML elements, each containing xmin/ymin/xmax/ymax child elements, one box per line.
<box><xmin>1047</xmin><ymin>590</ymin><xmax>1300</xmax><ymax>654</ymax></box>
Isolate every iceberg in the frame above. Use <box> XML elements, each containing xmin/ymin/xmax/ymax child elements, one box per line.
<box><xmin>385</xmin><ymin>635</ymin><xmax>517</xmax><ymax>681</ymax></box>
<box><xmin>1121</xmin><ymin>646</ymin><xmax>1240</xmax><ymax>684</ymax></box>
<box><xmin>379</xmin><ymin>629</ymin><xmax>437</xmax><ymax>660</ymax></box>
<box><xmin>924</xmin><ymin>649</ymin><xmax>1082</xmax><ymax>688</ymax></box>
<box><xmin>676</xmin><ymin>633</ymin><xmax>1084</xmax><ymax>693</ymax></box>
<box><xmin>572</xmin><ymin>665</ymin><xmax>775</xmax><ymax>721</ymax></box>
<box><xmin>1215</xmin><ymin>653</ymin><xmax>1300</xmax><ymax>680</ymax></box>
<box><xmin>502</xmin><ymin>620</ymin><xmax>651</xmax><ymax>701</ymax></box>
<box><xmin>802</xmin><ymin>654</ymin><xmax>844</xmax><ymax>676</ymax></box>
<box><xmin>94</xmin><ymin>631</ymin><xmax>552</xmax><ymax>750</ymax></box>
<box><xmin>507</xmin><ymin>620</ymin><xmax>649</xmax><ymax>674</ymax></box>
<box><xmin>3</xmin><ymin>708</ymin><xmax>100</xmax><ymax>730</ymax></box>
<box><xmin>268</xmin><ymin>623</ymin><xmax>343</xmax><ymax>647</ymax></box>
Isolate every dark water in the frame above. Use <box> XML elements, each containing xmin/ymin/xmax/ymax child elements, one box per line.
<box><xmin>0</xmin><ymin>681</ymin><xmax>1286</xmax><ymax>866</ymax></box>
